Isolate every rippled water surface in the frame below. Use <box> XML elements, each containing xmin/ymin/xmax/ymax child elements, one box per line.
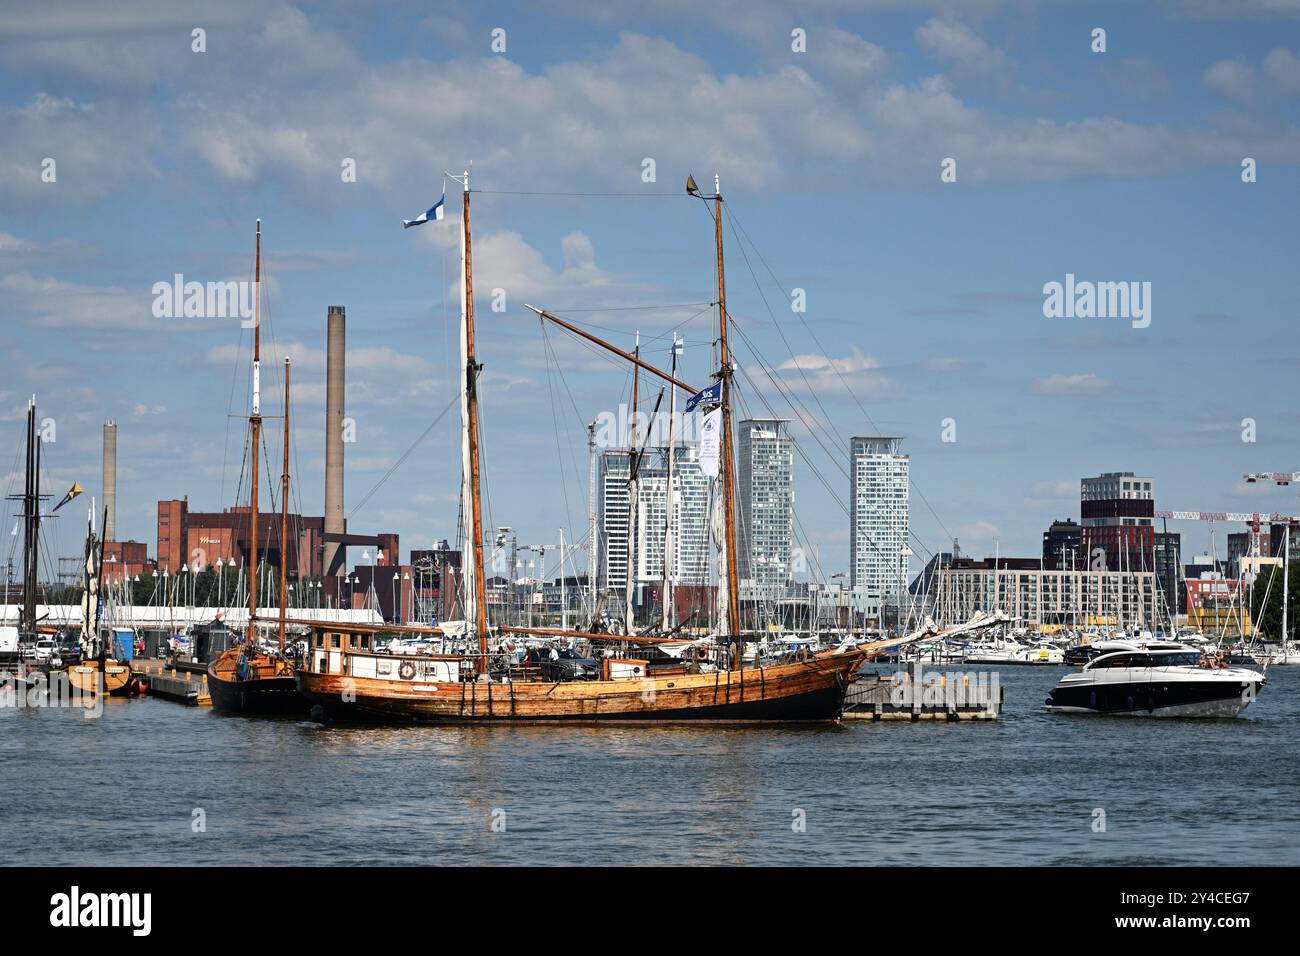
<box><xmin>3</xmin><ymin>665</ymin><xmax>1297</xmax><ymax>865</ymax></box>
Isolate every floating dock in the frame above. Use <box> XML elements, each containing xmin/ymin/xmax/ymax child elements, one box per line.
<box><xmin>845</xmin><ymin>663</ymin><xmax>1003</xmax><ymax>720</ymax></box>
<box><xmin>132</xmin><ymin>659</ymin><xmax>211</xmax><ymax>706</ymax></box>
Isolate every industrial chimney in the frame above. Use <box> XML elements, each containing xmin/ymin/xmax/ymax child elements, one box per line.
<box><xmin>323</xmin><ymin>306</ymin><xmax>346</xmax><ymax>576</ymax></box>
<box><xmin>102</xmin><ymin>420</ymin><xmax>117</xmax><ymax>541</ymax></box>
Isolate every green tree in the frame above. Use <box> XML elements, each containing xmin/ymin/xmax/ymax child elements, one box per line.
<box><xmin>1251</xmin><ymin>561</ymin><xmax>1298</xmax><ymax>641</ymax></box>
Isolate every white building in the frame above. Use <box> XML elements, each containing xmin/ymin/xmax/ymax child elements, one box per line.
<box><xmin>599</xmin><ymin>447</ymin><xmax>710</xmax><ymax>593</ymax></box>
<box><xmin>737</xmin><ymin>419</ymin><xmax>794</xmax><ymax>594</ymax></box>
<box><xmin>850</xmin><ymin>436</ymin><xmax>910</xmax><ymax>606</ymax></box>
<box><xmin>927</xmin><ymin>565</ymin><xmax>1160</xmax><ymax>630</ymax></box>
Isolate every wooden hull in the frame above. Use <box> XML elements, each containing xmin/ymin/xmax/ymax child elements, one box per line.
<box><xmin>207</xmin><ymin>651</ymin><xmax>309</xmax><ymax>715</ymax></box>
<box><xmin>66</xmin><ymin>660</ymin><xmax>132</xmax><ymax>696</ymax></box>
<box><xmin>297</xmin><ymin>649</ymin><xmax>866</xmax><ymax>724</ymax></box>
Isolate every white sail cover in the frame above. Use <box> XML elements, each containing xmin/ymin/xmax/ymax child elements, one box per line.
<box><xmin>711</xmin><ymin>483</ymin><xmax>730</xmax><ymax>638</ymax></box>
<box><xmin>699</xmin><ymin>408</ymin><xmax>721</xmax><ymax>477</ymax></box>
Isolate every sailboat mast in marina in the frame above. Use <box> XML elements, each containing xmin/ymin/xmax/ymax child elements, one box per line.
<box><xmin>710</xmin><ymin>175</ymin><xmax>744</xmax><ymax>666</ymax></box>
<box><xmin>247</xmin><ymin>219</ymin><xmax>263</xmax><ymax>652</ymax></box>
<box><xmin>458</xmin><ymin>170</ymin><xmax>491</xmax><ymax>676</ymax></box>
<box><xmin>206</xmin><ymin>220</ymin><xmax>306</xmax><ymax>714</ymax></box>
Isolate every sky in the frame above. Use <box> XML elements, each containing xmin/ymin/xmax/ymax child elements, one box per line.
<box><xmin>2</xmin><ymin>0</ymin><xmax>1299</xmax><ymax>583</ymax></box>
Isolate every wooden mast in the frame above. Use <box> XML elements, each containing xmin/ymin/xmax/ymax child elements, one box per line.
<box><xmin>462</xmin><ymin>171</ymin><xmax>491</xmax><ymax>674</ymax></box>
<box><xmin>625</xmin><ymin>332</ymin><xmax>640</xmax><ymax>635</ymax></box>
<box><xmin>526</xmin><ymin>306</ymin><xmax>695</xmax><ymax>392</ymax></box>
<box><xmin>247</xmin><ymin>219</ymin><xmax>262</xmax><ymax>647</ymax></box>
<box><xmin>713</xmin><ymin>175</ymin><xmax>743</xmax><ymax>665</ymax></box>
<box><xmin>279</xmin><ymin>356</ymin><xmax>290</xmax><ymax>652</ymax></box>
<box><xmin>662</xmin><ymin>335</ymin><xmax>681</xmax><ymax>632</ymax></box>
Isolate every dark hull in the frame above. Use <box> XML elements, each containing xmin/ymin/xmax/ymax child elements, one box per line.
<box><xmin>298</xmin><ymin>679</ymin><xmax>847</xmax><ymax>724</ymax></box>
<box><xmin>207</xmin><ymin>666</ymin><xmax>309</xmax><ymax>715</ymax></box>
<box><xmin>1046</xmin><ymin>678</ymin><xmax>1259</xmax><ymax>716</ymax></box>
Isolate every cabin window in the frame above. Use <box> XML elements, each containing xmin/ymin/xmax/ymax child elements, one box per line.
<box><xmin>377</xmin><ymin>660</ymin><xmax>392</xmax><ymax>675</ymax></box>
<box><xmin>331</xmin><ymin>634</ymin><xmax>341</xmax><ymax>649</ymax></box>
<box><xmin>422</xmin><ymin>663</ymin><xmax>440</xmax><ymax>677</ymax></box>
<box><xmin>314</xmin><ymin>633</ymin><xmax>324</xmax><ymax>648</ymax></box>
<box><xmin>360</xmin><ymin>635</ymin><xmax>371</xmax><ymax>650</ymax></box>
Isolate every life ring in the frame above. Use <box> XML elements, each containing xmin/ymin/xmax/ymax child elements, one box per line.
<box><xmin>399</xmin><ymin>660</ymin><xmax>416</xmax><ymax>680</ymax></box>
<box><xmin>695</xmin><ymin>647</ymin><xmax>708</xmax><ymax>661</ymax></box>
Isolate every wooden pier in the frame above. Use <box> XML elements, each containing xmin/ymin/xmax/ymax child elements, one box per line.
<box><xmin>845</xmin><ymin>664</ymin><xmax>1003</xmax><ymax>721</ymax></box>
<box><xmin>131</xmin><ymin>659</ymin><xmax>211</xmax><ymax>706</ymax></box>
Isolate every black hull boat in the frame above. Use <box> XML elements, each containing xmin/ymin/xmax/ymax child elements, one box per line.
<box><xmin>207</xmin><ymin>649</ymin><xmax>309</xmax><ymax>715</ymax></box>
<box><xmin>1045</xmin><ymin>644</ymin><xmax>1265</xmax><ymax>717</ymax></box>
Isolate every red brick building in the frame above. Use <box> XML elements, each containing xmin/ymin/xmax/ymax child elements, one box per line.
<box><xmin>156</xmin><ymin>498</ymin><xmax>397</xmax><ymax>582</ymax></box>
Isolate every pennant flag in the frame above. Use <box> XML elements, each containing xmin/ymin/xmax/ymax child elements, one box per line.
<box><xmin>402</xmin><ymin>195</ymin><xmax>445</xmax><ymax>228</ymax></box>
<box><xmin>686</xmin><ymin>174</ymin><xmax>700</xmax><ymax>196</ymax></box>
<box><xmin>52</xmin><ymin>481</ymin><xmax>84</xmax><ymax>512</ymax></box>
<box><xmin>699</xmin><ymin>408</ymin><xmax>722</xmax><ymax>478</ymax></box>
<box><xmin>685</xmin><ymin>380</ymin><xmax>722</xmax><ymax>413</ymax></box>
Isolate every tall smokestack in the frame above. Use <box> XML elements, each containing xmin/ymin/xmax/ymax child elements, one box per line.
<box><xmin>102</xmin><ymin>420</ymin><xmax>117</xmax><ymax>541</ymax></box>
<box><xmin>324</xmin><ymin>306</ymin><xmax>346</xmax><ymax>576</ymax></box>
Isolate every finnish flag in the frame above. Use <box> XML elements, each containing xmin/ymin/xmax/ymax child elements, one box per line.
<box><xmin>403</xmin><ymin>195</ymin><xmax>445</xmax><ymax>228</ymax></box>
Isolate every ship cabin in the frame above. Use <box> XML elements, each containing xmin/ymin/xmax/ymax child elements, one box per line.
<box><xmin>306</xmin><ymin>627</ymin><xmax>463</xmax><ymax>683</ymax></box>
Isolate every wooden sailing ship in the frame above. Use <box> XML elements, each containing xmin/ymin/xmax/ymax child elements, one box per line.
<box><xmin>208</xmin><ymin>221</ymin><xmax>308</xmax><ymax>715</ymax></box>
<box><xmin>67</xmin><ymin>505</ymin><xmax>131</xmax><ymax>696</ymax></box>
<box><xmin>294</xmin><ymin>171</ymin><xmax>871</xmax><ymax>723</ymax></box>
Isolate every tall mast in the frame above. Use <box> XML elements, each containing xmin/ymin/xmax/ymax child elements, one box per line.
<box><xmin>247</xmin><ymin>219</ymin><xmax>262</xmax><ymax>645</ymax></box>
<box><xmin>1284</xmin><ymin>519</ymin><xmax>1290</xmax><ymax>647</ymax></box>
<box><xmin>587</xmin><ymin>421</ymin><xmax>599</xmax><ymax>621</ymax></box>
<box><xmin>460</xmin><ymin>170</ymin><xmax>490</xmax><ymax>674</ymax></box>
<box><xmin>625</xmin><ymin>332</ymin><xmax>640</xmax><ymax>635</ymax></box>
<box><xmin>714</xmin><ymin>175</ymin><xmax>742</xmax><ymax>662</ymax></box>
<box><xmin>21</xmin><ymin>399</ymin><xmax>37</xmax><ymax>636</ymax></box>
<box><xmin>661</xmin><ymin>335</ymin><xmax>681</xmax><ymax>631</ymax></box>
<box><xmin>279</xmin><ymin>356</ymin><xmax>291</xmax><ymax>651</ymax></box>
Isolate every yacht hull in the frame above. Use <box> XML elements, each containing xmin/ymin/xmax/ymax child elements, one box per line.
<box><xmin>1045</xmin><ymin>674</ymin><xmax>1263</xmax><ymax>717</ymax></box>
<box><xmin>297</xmin><ymin>649</ymin><xmax>866</xmax><ymax>724</ymax></box>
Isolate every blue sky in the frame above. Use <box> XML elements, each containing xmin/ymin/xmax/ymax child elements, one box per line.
<box><xmin>3</xmin><ymin>0</ymin><xmax>1299</xmax><ymax>580</ymax></box>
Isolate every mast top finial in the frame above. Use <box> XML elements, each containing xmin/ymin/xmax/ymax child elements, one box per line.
<box><xmin>463</xmin><ymin>167</ymin><xmax>470</xmax><ymax>193</ymax></box>
<box><xmin>714</xmin><ymin>173</ymin><xmax>720</xmax><ymax>194</ymax></box>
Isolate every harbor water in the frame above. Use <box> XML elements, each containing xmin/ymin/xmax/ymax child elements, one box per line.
<box><xmin>3</xmin><ymin>664</ymin><xmax>1298</xmax><ymax>866</ymax></box>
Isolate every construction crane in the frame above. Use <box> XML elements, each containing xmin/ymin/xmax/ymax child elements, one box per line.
<box><xmin>1241</xmin><ymin>471</ymin><xmax>1300</xmax><ymax>648</ymax></box>
<box><xmin>1245</xmin><ymin>472</ymin><xmax>1300</xmax><ymax>486</ymax></box>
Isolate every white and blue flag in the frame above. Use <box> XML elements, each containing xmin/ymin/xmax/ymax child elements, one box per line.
<box><xmin>403</xmin><ymin>195</ymin><xmax>445</xmax><ymax>228</ymax></box>
<box><xmin>685</xmin><ymin>380</ymin><xmax>722</xmax><ymax>413</ymax></box>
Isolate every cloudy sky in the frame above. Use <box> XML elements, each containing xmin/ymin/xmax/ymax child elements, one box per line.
<box><xmin>3</xmin><ymin>0</ymin><xmax>1299</xmax><ymax>581</ymax></box>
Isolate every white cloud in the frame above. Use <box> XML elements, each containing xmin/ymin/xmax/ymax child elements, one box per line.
<box><xmin>779</xmin><ymin>348</ymin><xmax>880</xmax><ymax>374</ymax></box>
<box><xmin>1204</xmin><ymin>59</ymin><xmax>1256</xmax><ymax>99</ymax></box>
<box><xmin>0</xmin><ymin>93</ymin><xmax>160</xmax><ymax>200</ymax></box>
<box><xmin>915</xmin><ymin>18</ymin><xmax>1012</xmax><ymax>78</ymax></box>
<box><xmin>1032</xmin><ymin>372</ymin><xmax>1112</xmax><ymax>395</ymax></box>
<box><xmin>1263</xmin><ymin>47</ymin><xmax>1300</xmax><ymax>93</ymax></box>
<box><xmin>1029</xmin><ymin>479</ymin><xmax>1077</xmax><ymax>499</ymax></box>
<box><xmin>0</xmin><ymin>271</ymin><xmax>156</xmax><ymax>330</ymax></box>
